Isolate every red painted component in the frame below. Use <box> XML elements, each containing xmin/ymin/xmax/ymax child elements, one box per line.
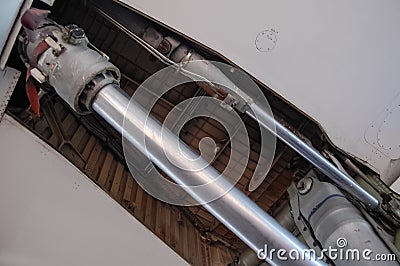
<box><xmin>25</xmin><ymin>69</ymin><xmax>40</xmax><ymax>117</ymax></box>
<box><xmin>21</xmin><ymin>8</ymin><xmax>50</xmax><ymax>31</ymax></box>
<box><xmin>31</xmin><ymin>40</ymin><xmax>50</xmax><ymax>67</ymax></box>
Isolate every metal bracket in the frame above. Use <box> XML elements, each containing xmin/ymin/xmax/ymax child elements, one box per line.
<box><xmin>45</xmin><ymin>36</ymin><xmax>64</xmax><ymax>56</ymax></box>
<box><xmin>30</xmin><ymin>68</ymin><xmax>46</xmax><ymax>83</ymax></box>
<box><xmin>40</xmin><ymin>0</ymin><xmax>56</xmax><ymax>6</ymax></box>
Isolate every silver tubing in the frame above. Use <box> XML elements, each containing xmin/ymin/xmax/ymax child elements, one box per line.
<box><xmin>246</xmin><ymin>103</ymin><xmax>379</xmax><ymax>209</ymax></box>
<box><xmin>92</xmin><ymin>84</ymin><xmax>326</xmax><ymax>266</ymax></box>
<box><xmin>94</xmin><ymin>0</ymin><xmax>378</xmax><ymax>209</ymax></box>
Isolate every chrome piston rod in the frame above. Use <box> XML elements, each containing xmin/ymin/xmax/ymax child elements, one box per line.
<box><xmin>246</xmin><ymin>104</ymin><xmax>379</xmax><ymax>209</ymax></box>
<box><xmin>92</xmin><ymin>83</ymin><xmax>326</xmax><ymax>266</ymax></box>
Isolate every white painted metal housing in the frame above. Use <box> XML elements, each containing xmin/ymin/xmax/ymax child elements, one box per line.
<box><xmin>0</xmin><ymin>0</ymin><xmax>33</xmax><ymax>69</ymax></box>
<box><xmin>0</xmin><ymin>114</ymin><xmax>188</xmax><ymax>266</ymax></box>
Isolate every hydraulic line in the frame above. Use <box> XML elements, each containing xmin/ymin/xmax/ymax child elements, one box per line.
<box><xmin>94</xmin><ymin>0</ymin><xmax>379</xmax><ymax>209</ymax></box>
<box><xmin>246</xmin><ymin>104</ymin><xmax>379</xmax><ymax>209</ymax></box>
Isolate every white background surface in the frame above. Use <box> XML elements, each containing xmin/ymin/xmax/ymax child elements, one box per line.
<box><xmin>0</xmin><ymin>1</ymin><xmax>23</xmax><ymax>53</ymax></box>
<box><xmin>119</xmin><ymin>0</ymin><xmax>400</xmax><ymax>185</ymax></box>
<box><xmin>0</xmin><ymin>115</ymin><xmax>188</xmax><ymax>266</ymax></box>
